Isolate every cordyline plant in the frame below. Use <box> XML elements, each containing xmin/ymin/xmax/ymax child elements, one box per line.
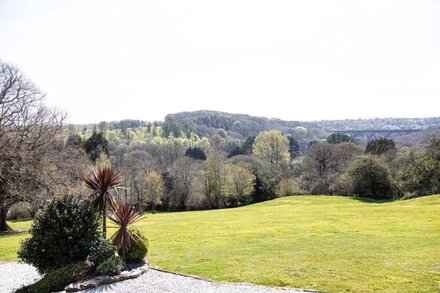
<box><xmin>83</xmin><ymin>167</ymin><xmax>124</xmax><ymax>238</ymax></box>
<box><xmin>108</xmin><ymin>201</ymin><xmax>143</xmax><ymax>259</ymax></box>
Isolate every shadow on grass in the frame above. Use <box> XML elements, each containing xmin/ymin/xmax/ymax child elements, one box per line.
<box><xmin>348</xmin><ymin>196</ymin><xmax>395</xmax><ymax>204</ymax></box>
<box><xmin>0</xmin><ymin>230</ymin><xmax>28</xmax><ymax>236</ymax></box>
<box><xmin>9</xmin><ymin>218</ymin><xmax>32</xmax><ymax>223</ymax></box>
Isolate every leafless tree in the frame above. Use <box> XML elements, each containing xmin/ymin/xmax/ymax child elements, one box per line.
<box><xmin>306</xmin><ymin>142</ymin><xmax>337</xmax><ymax>177</ymax></box>
<box><xmin>168</xmin><ymin>156</ymin><xmax>200</xmax><ymax>210</ymax></box>
<box><xmin>121</xmin><ymin>149</ymin><xmax>155</xmax><ymax>209</ymax></box>
<box><xmin>300</xmin><ymin>142</ymin><xmax>337</xmax><ymax>194</ymax></box>
<box><xmin>0</xmin><ymin>60</ymin><xmax>67</xmax><ymax>231</ymax></box>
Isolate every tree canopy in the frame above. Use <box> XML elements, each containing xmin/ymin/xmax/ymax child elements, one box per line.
<box><xmin>253</xmin><ymin>130</ymin><xmax>290</xmax><ymax>167</ymax></box>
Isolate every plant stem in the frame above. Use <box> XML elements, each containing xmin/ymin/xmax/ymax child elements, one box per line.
<box><xmin>103</xmin><ymin>198</ymin><xmax>107</xmax><ymax>238</ymax></box>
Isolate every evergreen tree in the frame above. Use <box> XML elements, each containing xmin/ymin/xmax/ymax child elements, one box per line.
<box><xmin>185</xmin><ymin>147</ymin><xmax>207</xmax><ymax>161</ymax></box>
<box><xmin>326</xmin><ymin>133</ymin><xmax>354</xmax><ymax>144</ymax></box>
<box><xmin>366</xmin><ymin>138</ymin><xmax>396</xmax><ymax>155</ymax></box>
<box><xmin>287</xmin><ymin>135</ymin><xmax>301</xmax><ymax>158</ymax></box>
<box><xmin>83</xmin><ymin>132</ymin><xmax>110</xmax><ymax>163</ymax></box>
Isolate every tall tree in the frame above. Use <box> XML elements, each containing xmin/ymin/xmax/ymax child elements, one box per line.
<box><xmin>366</xmin><ymin>138</ymin><xmax>396</xmax><ymax>155</ymax></box>
<box><xmin>348</xmin><ymin>155</ymin><xmax>391</xmax><ymax>198</ymax></box>
<box><xmin>333</xmin><ymin>142</ymin><xmax>364</xmax><ymax>171</ymax></box>
<box><xmin>287</xmin><ymin>135</ymin><xmax>301</xmax><ymax>159</ymax></box>
<box><xmin>83</xmin><ymin>131</ymin><xmax>110</xmax><ymax>163</ymax></box>
<box><xmin>326</xmin><ymin>133</ymin><xmax>355</xmax><ymax>144</ymax></box>
<box><xmin>253</xmin><ymin>130</ymin><xmax>290</xmax><ymax>167</ymax></box>
<box><xmin>169</xmin><ymin>157</ymin><xmax>200</xmax><ymax>210</ymax></box>
<box><xmin>203</xmin><ymin>144</ymin><xmax>229</xmax><ymax>208</ymax></box>
<box><xmin>0</xmin><ymin>61</ymin><xmax>66</xmax><ymax>232</ymax></box>
<box><xmin>66</xmin><ymin>133</ymin><xmax>83</xmax><ymax>148</ymax></box>
<box><xmin>242</xmin><ymin>136</ymin><xmax>255</xmax><ymax>155</ymax></box>
<box><xmin>143</xmin><ymin>170</ymin><xmax>165</xmax><ymax>213</ymax></box>
<box><xmin>120</xmin><ymin>148</ymin><xmax>154</xmax><ymax>209</ymax></box>
<box><xmin>300</xmin><ymin>142</ymin><xmax>337</xmax><ymax>194</ymax></box>
<box><xmin>225</xmin><ymin>164</ymin><xmax>255</xmax><ymax>207</ymax></box>
<box><xmin>306</xmin><ymin>142</ymin><xmax>336</xmax><ymax>177</ymax></box>
<box><xmin>185</xmin><ymin>147</ymin><xmax>207</xmax><ymax>161</ymax></box>
<box><xmin>403</xmin><ymin>138</ymin><xmax>440</xmax><ymax>195</ymax></box>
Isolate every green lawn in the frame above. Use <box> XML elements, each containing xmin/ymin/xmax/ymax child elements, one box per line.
<box><xmin>1</xmin><ymin>195</ymin><xmax>439</xmax><ymax>292</ymax></box>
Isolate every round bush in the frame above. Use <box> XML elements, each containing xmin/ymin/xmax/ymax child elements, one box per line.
<box><xmin>96</xmin><ymin>255</ymin><xmax>124</xmax><ymax>276</ymax></box>
<box><xmin>348</xmin><ymin>155</ymin><xmax>392</xmax><ymax>199</ymax></box>
<box><xmin>18</xmin><ymin>193</ymin><xmax>101</xmax><ymax>273</ymax></box>
<box><xmin>125</xmin><ymin>227</ymin><xmax>149</xmax><ymax>263</ymax></box>
<box><xmin>88</xmin><ymin>237</ymin><xmax>116</xmax><ymax>268</ymax></box>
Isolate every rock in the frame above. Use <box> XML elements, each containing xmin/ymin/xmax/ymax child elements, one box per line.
<box><xmin>63</xmin><ymin>262</ymin><xmax>149</xmax><ymax>292</ymax></box>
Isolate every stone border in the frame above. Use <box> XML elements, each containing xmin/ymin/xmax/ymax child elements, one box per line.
<box><xmin>62</xmin><ymin>263</ymin><xmax>149</xmax><ymax>292</ymax></box>
<box><xmin>61</xmin><ymin>263</ymin><xmax>320</xmax><ymax>293</ymax></box>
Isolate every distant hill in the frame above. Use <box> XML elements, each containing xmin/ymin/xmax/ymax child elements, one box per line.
<box><xmin>73</xmin><ymin>110</ymin><xmax>440</xmax><ymax>147</ymax></box>
<box><xmin>394</xmin><ymin>126</ymin><xmax>440</xmax><ymax>147</ymax></box>
<box><xmin>165</xmin><ymin>110</ymin><xmax>303</xmax><ymax>139</ymax></box>
<box><xmin>164</xmin><ymin>110</ymin><xmax>440</xmax><ymax>142</ymax></box>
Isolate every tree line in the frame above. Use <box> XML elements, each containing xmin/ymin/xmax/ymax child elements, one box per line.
<box><xmin>1</xmin><ymin>59</ymin><xmax>439</xmax><ymax>232</ymax></box>
<box><xmin>75</xmin><ymin>126</ymin><xmax>440</xmax><ymax>214</ymax></box>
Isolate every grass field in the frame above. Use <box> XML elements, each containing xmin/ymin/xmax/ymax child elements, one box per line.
<box><xmin>1</xmin><ymin>195</ymin><xmax>439</xmax><ymax>292</ymax></box>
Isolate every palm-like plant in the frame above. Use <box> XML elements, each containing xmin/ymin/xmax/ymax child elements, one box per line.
<box><xmin>83</xmin><ymin>167</ymin><xmax>124</xmax><ymax>238</ymax></box>
<box><xmin>108</xmin><ymin>202</ymin><xmax>143</xmax><ymax>259</ymax></box>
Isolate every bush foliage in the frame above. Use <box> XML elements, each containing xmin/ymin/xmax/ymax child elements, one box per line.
<box><xmin>277</xmin><ymin>178</ymin><xmax>303</xmax><ymax>197</ymax></box>
<box><xmin>125</xmin><ymin>227</ymin><xmax>149</xmax><ymax>263</ymax></box>
<box><xmin>96</xmin><ymin>254</ymin><xmax>125</xmax><ymax>276</ymax></box>
<box><xmin>366</xmin><ymin>138</ymin><xmax>396</xmax><ymax>155</ymax></box>
<box><xmin>18</xmin><ymin>193</ymin><xmax>101</xmax><ymax>273</ymax></box>
<box><xmin>88</xmin><ymin>236</ymin><xmax>116</xmax><ymax>268</ymax></box>
<box><xmin>348</xmin><ymin>156</ymin><xmax>392</xmax><ymax>199</ymax></box>
<box><xmin>16</xmin><ymin>261</ymin><xmax>90</xmax><ymax>293</ymax></box>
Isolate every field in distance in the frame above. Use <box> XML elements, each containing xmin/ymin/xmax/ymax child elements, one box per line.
<box><xmin>1</xmin><ymin>195</ymin><xmax>439</xmax><ymax>292</ymax></box>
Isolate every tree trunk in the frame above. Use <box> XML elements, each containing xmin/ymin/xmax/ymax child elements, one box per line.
<box><xmin>0</xmin><ymin>205</ymin><xmax>12</xmax><ymax>232</ymax></box>
<box><xmin>102</xmin><ymin>200</ymin><xmax>107</xmax><ymax>239</ymax></box>
<box><xmin>152</xmin><ymin>202</ymin><xmax>156</xmax><ymax>214</ymax></box>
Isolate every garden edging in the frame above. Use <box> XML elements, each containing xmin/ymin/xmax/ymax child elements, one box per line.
<box><xmin>62</xmin><ymin>262</ymin><xmax>149</xmax><ymax>292</ymax></box>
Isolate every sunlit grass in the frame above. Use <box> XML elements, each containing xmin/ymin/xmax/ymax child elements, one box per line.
<box><xmin>1</xmin><ymin>195</ymin><xmax>439</xmax><ymax>292</ymax></box>
<box><xmin>0</xmin><ymin>220</ymin><xmax>32</xmax><ymax>262</ymax></box>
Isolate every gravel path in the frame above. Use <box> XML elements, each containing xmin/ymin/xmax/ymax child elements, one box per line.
<box><xmin>84</xmin><ymin>269</ymin><xmax>309</xmax><ymax>293</ymax></box>
<box><xmin>0</xmin><ymin>262</ymin><xmax>41</xmax><ymax>293</ymax></box>
<box><xmin>0</xmin><ymin>263</ymin><xmax>311</xmax><ymax>293</ymax></box>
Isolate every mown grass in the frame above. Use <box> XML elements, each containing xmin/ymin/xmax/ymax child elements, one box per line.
<box><xmin>0</xmin><ymin>219</ymin><xmax>31</xmax><ymax>262</ymax></box>
<box><xmin>1</xmin><ymin>195</ymin><xmax>439</xmax><ymax>292</ymax></box>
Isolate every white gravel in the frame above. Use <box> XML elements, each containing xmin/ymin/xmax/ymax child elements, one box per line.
<box><xmin>84</xmin><ymin>269</ymin><xmax>309</xmax><ymax>293</ymax></box>
<box><xmin>0</xmin><ymin>263</ymin><xmax>311</xmax><ymax>293</ymax></box>
<box><xmin>0</xmin><ymin>262</ymin><xmax>41</xmax><ymax>293</ymax></box>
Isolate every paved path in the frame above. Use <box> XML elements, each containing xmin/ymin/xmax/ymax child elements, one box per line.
<box><xmin>0</xmin><ymin>263</ymin><xmax>312</xmax><ymax>293</ymax></box>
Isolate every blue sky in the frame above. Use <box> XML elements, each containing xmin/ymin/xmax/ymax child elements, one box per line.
<box><xmin>1</xmin><ymin>0</ymin><xmax>439</xmax><ymax>123</ymax></box>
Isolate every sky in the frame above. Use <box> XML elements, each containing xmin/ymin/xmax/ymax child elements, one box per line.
<box><xmin>1</xmin><ymin>0</ymin><xmax>439</xmax><ymax>124</ymax></box>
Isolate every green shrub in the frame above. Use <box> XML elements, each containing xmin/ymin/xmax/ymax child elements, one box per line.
<box><xmin>125</xmin><ymin>227</ymin><xmax>149</xmax><ymax>263</ymax></box>
<box><xmin>329</xmin><ymin>173</ymin><xmax>353</xmax><ymax>196</ymax></box>
<box><xmin>88</xmin><ymin>237</ymin><xmax>116</xmax><ymax>268</ymax></box>
<box><xmin>366</xmin><ymin>138</ymin><xmax>396</xmax><ymax>155</ymax></box>
<box><xmin>18</xmin><ymin>193</ymin><xmax>101</xmax><ymax>273</ymax></box>
<box><xmin>96</xmin><ymin>255</ymin><xmax>124</xmax><ymax>275</ymax></box>
<box><xmin>276</xmin><ymin>178</ymin><xmax>303</xmax><ymax>197</ymax></box>
<box><xmin>348</xmin><ymin>155</ymin><xmax>392</xmax><ymax>199</ymax></box>
<box><xmin>16</xmin><ymin>261</ymin><xmax>90</xmax><ymax>293</ymax></box>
